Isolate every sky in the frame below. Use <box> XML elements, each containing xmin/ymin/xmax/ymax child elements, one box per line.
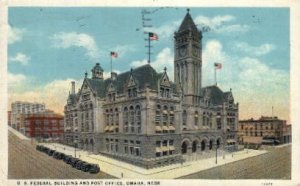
<box><xmin>8</xmin><ymin>7</ymin><xmax>290</xmax><ymax>123</ymax></box>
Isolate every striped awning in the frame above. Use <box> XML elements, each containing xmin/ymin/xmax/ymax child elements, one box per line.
<box><xmin>161</xmin><ymin>146</ymin><xmax>169</xmax><ymax>151</ymax></box>
<box><xmin>227</xmin><ymin>139</ymin><xmax>236</xmax><ymax>143</ymax></box>
<box><xmin>109</xmin><ymin>126</ymin><xmax>115</xmax><ymax>131</ymax></box>
<box><xmin>162</xmin><ymin>126</ymin><xmax>169</xmax><ymax>130</ymax></box>
<box><xmin>155</xmin><ymin>147</ymin><xmax>162</xmax><ymax>152</ymax></box>
<box><xmin>169</xmin><ymin>125</ymin><xmax>175</xmax><ymax>131</ymax></box>
<box><xmin>155</xmin><ymin>126</ymin><xmax>162</xmax><ymax>131</ymax></box>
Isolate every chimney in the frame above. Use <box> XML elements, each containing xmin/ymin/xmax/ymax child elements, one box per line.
<box><xmin>111</xmin><ymin>72</ymin><xmax>117</xmax><ymax>80</ymax></box>
<box><xmin>71</xmin><ymin>81</ymin><xmax>75</xmax><ymax>94</ymax></box>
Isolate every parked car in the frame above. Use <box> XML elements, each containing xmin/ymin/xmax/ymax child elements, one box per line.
<box><xmin>89</xmin><ymin>164</ymin><xmax>100</xmax><ymax>174</ymax></box>
<box><xmin>53</xmin><ymin>152</ymin><xmax>64</xmax><ymax>159</ymax></box>
<box><xmin>48</xmin><ymin>149</ymin><xmax>55</xmax><ymax>156</ymax></box>
<box><xmin>36</xmin><ymin>145</ymin><xmax>42</xmax><ymax>151</ymax></box>
<box><xmin>75</xmin><ymin>160</ymin><xmax>84</xmax><ymax>170</ymax></box>
<box><xmin>80</xmin><ymin>162</ymin><xmax>91</xmax><ymax>172</ymax></box>
<box><xmin>63</xmin><ymin>155</ymin><xmax>72</xmax><ymax>163</ymax></box>
<box><xmin>70</xmin><ymin>158</ymin><xmax>81</xmax><ymax>167</ymax></box>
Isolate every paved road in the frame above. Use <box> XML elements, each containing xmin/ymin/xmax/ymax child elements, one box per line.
<box><xmin>179</xmin><ymin>145</ymin><xmax>291</xmax><ymax>179</ymax></box>
<box><xmin>8</xmin><ymin>131</ymin><xmax>115</xmax><ymax>179</ymax></box>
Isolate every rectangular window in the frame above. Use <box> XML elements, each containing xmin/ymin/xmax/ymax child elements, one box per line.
<box><xmin>125</xmin><ymin>146</ymin><xmax>128</xmax><ymax>154</ymax></box>
<box><xmin>163</xmin><ymin>151</ymin><xmax>167</xmax><ymax>156</ymax></box>
<box><xmin>156</xmin><ymin>152</ymin><xmax>161</xmax><ymax>157</ymax></box>
<box><xmin>163</xmin><ymin>140</ymin><xmax>168</xmax><ymax>147</ymax></box>
<box><xmin>156</xmin><ymin>141</ymin><xmax>161</xmax><ymax>147</ymax></box>
<box><xmin>130</xmin><ymin>147</ymin><xmax>134</xmax><ymax>155</ymax></box>
<box><xmin>169</xmin><ymin>140</ymin><xmax>174</xmax><ymax>146</ymax></box>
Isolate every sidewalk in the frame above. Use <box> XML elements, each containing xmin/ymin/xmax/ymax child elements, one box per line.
<box><xmin>41</xmin><ymin>142</ymin><xmax>268</xmax><ymax>179</ymax></box>
<box><xmin>8</xmin><ymin>126</ymin><xmax>30</xmax><ymax>141</ymax></box>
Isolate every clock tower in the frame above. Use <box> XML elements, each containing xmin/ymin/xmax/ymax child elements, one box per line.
<box><xmin>174</xmin><ymin>9</ymin><xmax>202</xmax><ymax>105</ymax></box>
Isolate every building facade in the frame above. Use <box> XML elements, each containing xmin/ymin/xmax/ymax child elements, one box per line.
<box><xmin>25</xmin><ymin>110</ymin><xmax>64</xmax><ymax>140</ymax></box>
<box><xmin>238</xmin><ymin>116</ymin><xmax>291</xmax><ymax>145</ymax></box>
<box><xmin>63</xmin><ymin>10</ymin><xmax>239</xmax><ymax>168</ymax></box>
<box><xmin>10</xmin><ymin>101</ymin><xmax>46</xmax><ymax>134</ymax></box>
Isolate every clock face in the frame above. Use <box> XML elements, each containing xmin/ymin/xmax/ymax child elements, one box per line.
<box><xmin>179</xmin><ymin>46</ymin><xmax>187</xmax><ymax>57</ymax></box>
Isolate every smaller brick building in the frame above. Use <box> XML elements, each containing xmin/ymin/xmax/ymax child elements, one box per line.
<box><xmin>25</xmin><ymin>110</ymin><xmax>64</xmax><ymax>141</ymax></box>
<box><xmin>238</xmin><ymin>116</ymin><xmax>291</xmax><ymax>145</ymax></box>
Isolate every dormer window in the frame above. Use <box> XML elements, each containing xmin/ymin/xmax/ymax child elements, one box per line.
<box><xmin>128</xmin><ymin>88</ymin><xmax>137</xmax><ymax>98</ymax></box>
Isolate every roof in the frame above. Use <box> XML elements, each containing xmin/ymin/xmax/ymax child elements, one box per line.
<box><xmin>84</xmin><ymin>64</ymin><xmax>173</xmax><ymax>98</ymax></box>
<box><xmin>201</xmin><ymin>85</ymin><xmax>225</xmax><ymax>105</ymax></box>
<box><xmin>178</xmin><ymin>12</ymin><xmax>198</xmax><ymax>32</ymax></box>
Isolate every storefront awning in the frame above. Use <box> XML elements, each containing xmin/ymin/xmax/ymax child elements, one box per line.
<box><xmin>104</xmin><ymin>126</ymin><xmax>109</xmax><ymax>131</ymax></box>
<box><xmin>155</xmin><ymin>147</ymin><xmax>162</xmax><ymax>152</ymax></box>
<box><xmin>169</xmin><ymin>125</ymin><xmax>175</xmax><ymax>131</ymax></box>
<box><xmin>169</xmin><ymin>146</ymin><xmax>175</xmax><ymax>151</ymax></box>
<box><xmin>155</xmin><ymin>126</ymin><xmax>162</xmax><ymax>131</ymax></box>
<box><xmin>109</xmin><ymin>126</ymin><xmax>115</xmax><ymax>131</ymax></box>
<box><xmin>162</xmin><ymin>126</ymin><xmax>169</xmax><ymax>131</ymax></box>
<box><xmin>161</xmin><ymin>146</ymin><xmax>169</xmax><ymax>151</ymax></box>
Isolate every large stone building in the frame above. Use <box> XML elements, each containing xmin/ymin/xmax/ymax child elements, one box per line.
<box><xmin>63</xmin><ymin>10</ymin><xmax>239</xmax><ymax>168</ymax></box>
<box><xmin>238</xmin><ymin>116</ymin><xmax>291</xmax><ymax>145</ymax></box>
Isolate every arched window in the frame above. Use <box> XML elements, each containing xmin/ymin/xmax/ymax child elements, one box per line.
<box><xmin>182</xmin><ymin>110</ymin><xmax>187</xmax><ymax>126</ymax></box>
<box><xmin>123</xmin><ymin>107</ymin><xmax>128</xmax><ymax>133</ymax></box>
<box><xmin>201</xmin><ymin>140</ymin><xmax>206</xmax><ymax>151</ymax></box>
<box><xmin>115</xmin><ymin>108</ymin><xmax>119</xmax><ymax>125</ymax></box>
<box><xmin>163</xmin><ymin>105</ymin><xmax>168</xmax><ymax>124</ymax></box>
<box><xmin>129</xmin><ymin>106</ymin><xmax>134</xmax><ymax>133</ymax></box>
<box><xmin>155</xmin><ymin>105</ymin><xmax>161</xmax><ymax>125</ymax></box>
<box><xmin>169</xmin><ymin>106</ymin><xmax>175</xmax><ymax>125</ymax></box>
<box><xmin>194</xmin><ymin>111</ymin><xmax>199</xmax><ymax>126</ymax></box>
<box><xmin>192</xmin><ymin>141</ymin><xmax>198</xmax><ymax>153</ymax></box>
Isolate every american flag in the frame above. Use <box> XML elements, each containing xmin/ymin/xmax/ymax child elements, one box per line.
<box><xmin>149</xmin><ymin>32</ymin><xmax>159</xmax><ymax>40</ymax></box>
<box><xmin>214</xmin><ymin>63</ymin><xmax>222</xmax><ymax>69</ymax></box>
<box><xmin>110</xmin><ymin>51</ymin><xmax>118</xmax><ymax>58</ymax></box>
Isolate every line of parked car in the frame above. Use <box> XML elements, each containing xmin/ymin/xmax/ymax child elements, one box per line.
<box><xmin>36</xmin><ymin>145</ymin><xmax>100</xmax><ymax>174</ymax></box>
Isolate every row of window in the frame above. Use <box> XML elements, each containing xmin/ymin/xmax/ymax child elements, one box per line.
<box><xmin>241</xmin><ymin>124</ymin><xmax>275</xmax><ymax>130</ymax></box>
<box><xmin>105</xmin><ymin>138</ymin><xmax>142</xmax><ymax>156</ymax></box>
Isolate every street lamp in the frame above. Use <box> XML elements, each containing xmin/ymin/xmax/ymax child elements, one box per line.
<box><xmin>215</xmin><ymin>145</ymin><xmax>218</xmax><ymax>164</ymax></box>
<box><xmin>74</xmin><ymin>139</ymin><xmax>78</xmax><ymax>158</ymax></box>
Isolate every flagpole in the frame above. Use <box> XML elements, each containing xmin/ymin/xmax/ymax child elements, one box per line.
<box><xmin>148</xmin><ymin>35</ymin><xmax>151</xmax><ymax>64</ymax></box>
<box><xmin>214</xmin><ymin>65</ymin><xmax>217</xmax><ymax>85</ymax></box>
<box><xmin>110</xmin><ymin>53</ymin><xmax>113</xmax><ymax>78</ymax></box>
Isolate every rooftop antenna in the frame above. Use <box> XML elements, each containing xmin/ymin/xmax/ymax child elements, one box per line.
<box><xmin>141</xmin><ymin>9</ymin><xmax>153</xmax><ymax>64</ymax></box>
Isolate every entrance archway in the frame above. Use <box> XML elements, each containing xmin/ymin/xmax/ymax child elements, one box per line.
<box><xmin>201</xmin><ymin>140</ymin><xmax>206</xmax><ymax>151</ymax></box>
<box><xmin>181</xmin><ymin>141</ymin><xmax>188</xmax><ymax>154</ymax></box>
<box><xmin>192</xmin><ymin>141</ymin><xmax>198</xmax><ymax>153</ymax></box>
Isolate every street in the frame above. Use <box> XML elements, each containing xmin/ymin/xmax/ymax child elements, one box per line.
<box><xmin>8</xmin><ymin>131</ymin><xmax>115</xmax><ymax>179</ymax></box>
<box><xmin>179</xmin><ymin>145</ymin><xmax>291</xmax><ymax>179</ymax></box>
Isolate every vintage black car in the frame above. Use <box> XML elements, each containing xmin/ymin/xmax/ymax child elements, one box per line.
<box><xmin>63</xmin><ymin>155</ymin><xmax>72</xmax><ymax>163</ymax></box>
<box><xmin>89</xmin><ymin>164</ymin><xmax>100</xmax><ymax>174</ymax></box>
<box><xmin>48</xmin><ymin>149</ymin><xmax>55</xmax><ymax>156</ymax></box>
<box><xmin>70</xmin><ymin>158</ymin><xmax>81</xmax><ymax>167</ymax></box>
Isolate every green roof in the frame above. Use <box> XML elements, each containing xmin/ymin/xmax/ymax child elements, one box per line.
<box><xmin>85</xmin><ymin>64</ymin><xmax>174</xmax><ymax>98</ymax></box>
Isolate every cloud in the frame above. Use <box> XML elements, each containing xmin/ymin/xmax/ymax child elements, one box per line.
<box><xmin>103</xmin><ymin>70</ymin><xmax>121</xmax><ymax>79</ymax></box>
<box><xmin>8</xmin><ymin>78</ymin><xmax>83</xmax><ymax>114</ymax></box>
<box><xmin>130</xmin><ymin>47</ymin><xmax>174</xmax><ymax>80</ymax></box>
<box><xmin>51</xmin><ymin>32</ymin><xmax>100</xmax><ymax>61</ymax></box>
<box><xmin>149</xmin><ymin>14</ymin><xmax>250</xmax><ymax>39</ymax></box>
<box><xmin>234</xmin><ymin>42</ymin><xmax>276</xmax><ymax>56</ymax></box>
<box><xmin>8</xmin><ymin>26</ymin><xmax>25</xmax><ymax>45</ymax></box>
<box><xmin>202</xmin><ymin>40</ymin><xmax>289</xmax><ymax>121</ymax></box>
<box><xmin>9</xmin><ymin>53</ymin><xmax>30</xmax><ymax>65</ymax></box>
<box><xmin>8</xmin><ymin>72</ymin><xmax>26</xmax><ymax>86</ymax></box>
